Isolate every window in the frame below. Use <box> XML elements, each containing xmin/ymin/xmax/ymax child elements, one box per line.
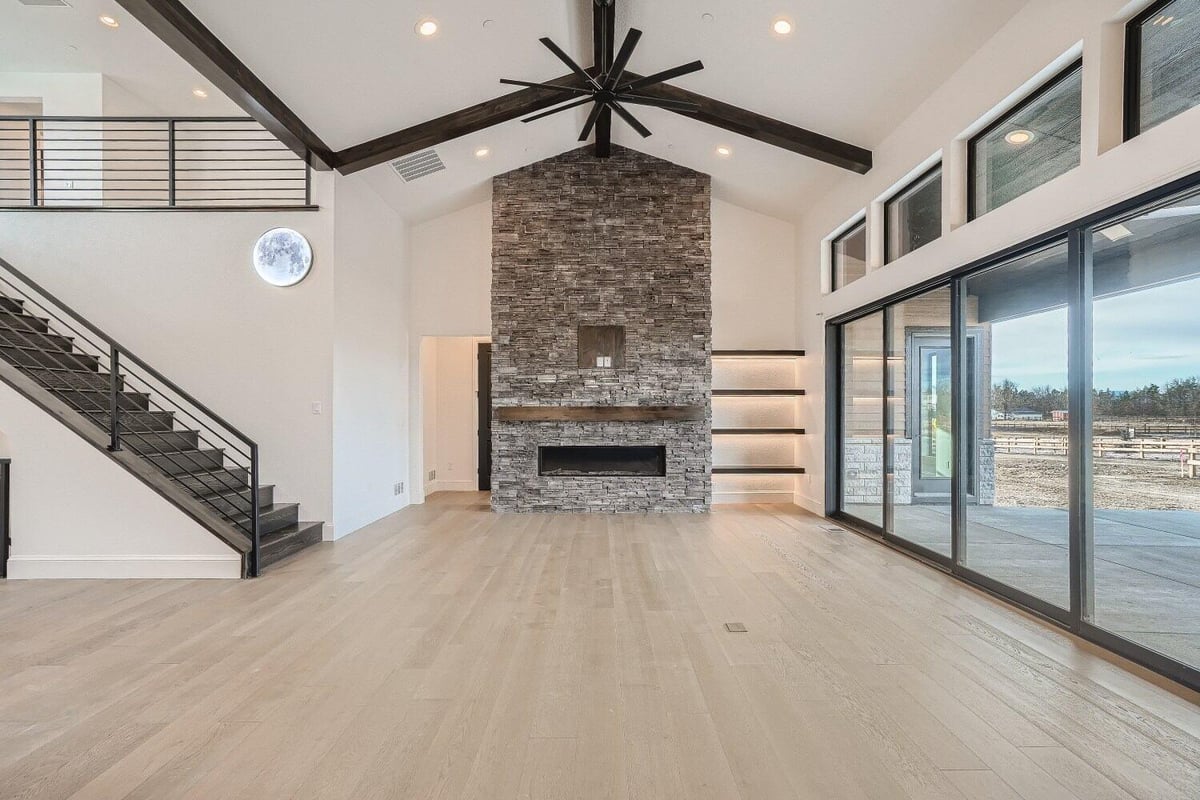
<box><xmin>886</xmin><ymin>286</ymin><xmax>953</xmax><ymax>557</ymax></box>
<box><xmin>1090</xmin><ymin>187</ymin><xmax>1200</xmax><ymax>669</ymax></box>
<box><xmin>839</xmin><ymin>313</ymin><xmax>884</xmax><ymax>527</ymax></box>
<box><xmin>969</xmin><ymin>62</ymin><xmax>1083</xmax><ymax>219</ymax></box>
<box><xmin>885</xmin><ymin>165</ymin><xmax>942</xmax><ymax>263</ymax></box>
<box><xmin>831</xmin><ymin>219</ymin><xmax>867</xmax><ymax>290</ymax></box>
<box><xmin>962</xmin><ymin>242</ymin><xmax>1071</xmax><ymax>609</ymax></box>
<box><xmin>1126</xmin><ymin>0</ymin><xmax>1200</xmax><ymax>137</ymax></box>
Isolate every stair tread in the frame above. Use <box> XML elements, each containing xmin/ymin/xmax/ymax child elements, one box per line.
<box><xmin>232</xmin><ymin>502</ymin><xmax>299</xmax><ymax>525</ymax></box>
<box><xmin>261</xmin><ymin>520</ymin><xmax>323</xmax><ymax>546</ymax></box>
<box><xmin>196</xmin><ymin>483</ymin><xmax>275</xmax><ymax>501</ymax></box>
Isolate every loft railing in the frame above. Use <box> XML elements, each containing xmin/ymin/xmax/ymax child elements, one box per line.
<box><xmin>0</xmin><ymin>254</ymin><xmax>262</xmax><ymax>576</ymax></box>
<box><xmin>0</xmin><ymin>116</ymin><xmax>310</xmax><ymax>210</ymax></box>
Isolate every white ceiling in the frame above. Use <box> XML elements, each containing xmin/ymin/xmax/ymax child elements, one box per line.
<box><xmin>6</xmin><ymin>0</ymin><xmax>1028</xmax><ymax>222</ymax></box>
<box><xmin>1</xmin><ymin>0</ymin><xmax>241</xmax><ymax>116</ymax></box>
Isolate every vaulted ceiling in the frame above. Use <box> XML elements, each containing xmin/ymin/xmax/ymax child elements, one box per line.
<box><xmin>8</xmin><ymin>0</ymin><xmax>1029</xmax><ymax>221</ymax></box>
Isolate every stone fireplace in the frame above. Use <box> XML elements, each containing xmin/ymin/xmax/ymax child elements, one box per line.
<box><xmin>491</xmin><ymin>145</ymin><xmax>712</xmax><ymax>513</ymax></box>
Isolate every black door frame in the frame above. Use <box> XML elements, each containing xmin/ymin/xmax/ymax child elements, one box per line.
<box><xmin>477</xmin><ymin>342</ymin><xmax>492</xmax><ymax>491</ymax></box>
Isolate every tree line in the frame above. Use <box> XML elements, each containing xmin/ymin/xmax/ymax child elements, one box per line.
<box><xmin>993</xmin><ymin>378</ymin><xmax>1200</xmax><ymax>419</ymax></box>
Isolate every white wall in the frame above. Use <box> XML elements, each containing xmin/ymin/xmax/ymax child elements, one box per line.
<box><xmin>0</xmin><ymin>73</ymin><xmax>103</xmax><ymax>114</ymax></box>
<box><xmin>795</xmin><ymin>0</ymin><xmax>1200</xmax><ymax>512</ymax></box>
<box><xmin>712</xmin><ymin>199</ymin><xmax>799</xmax><ymax>348</ymax></box>
<box><xmin>410</xmin><ymin>199</ymin><xmax>492</xmax><ymax>337</ymax></box>
<box><xmin>332</xmin><ymin>176</ymin><xmax>411</xmax><ymax>537</ymax></box>
<box><xmin>0</xmin><ymin>381</ymin><xmax>240</xmax><ymax>579</ymax></box>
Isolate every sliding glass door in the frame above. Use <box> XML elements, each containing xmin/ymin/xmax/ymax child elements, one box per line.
<box><xmin>1089</xmin><ymin>189</ymin><xmax>1200</xmax><ymax>668</ymax></box>
<box><xmin>831</xmin><ymin>179</ymin><xmax>1200</xmax><ymax>690</ymax></box>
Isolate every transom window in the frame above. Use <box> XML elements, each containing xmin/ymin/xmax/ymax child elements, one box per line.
<box><xmin>1126</xmin><ymin>0</ymin><xmax>1200</xmax><ymax>138</ymax></box>
<box><xmin>831</xmin><ymin>218</ymin><xmax>867</xmax><ymax>291</ymax></box>
<box><xmin>968</xmin><ymin>61</ymin><xmax>1083</xmax><ymax>220</ymax></box>
<box><xmin>885</xmin><ymin>164</ymin><xmax>943</xmax><ymax>263</ymax></box>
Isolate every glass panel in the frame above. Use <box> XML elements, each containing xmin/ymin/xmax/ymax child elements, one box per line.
<box><xmin>1133</xmin><ymin>0</ymin><xmax>1200</xmax><ymax>134</ymax></box>
<box><xmin>832</xmin><ymin>220</ymin><xmax>867</xmax><ymax>290</ymax></box>
<box><xmin>962</xmin><ymin>242</ymin><xmax>1071</xmax><ymax>607</ymax></box>
<box><xmin>841</xmin><ymin>313</ymin><xmax>884</xmax><ymax>526</ymax></box>
<box><xmin>971</xmin><ymin>64</ymin><xmax>1082</xmax><ymax>218</ymax></box>
<box><xmin>1091</xmin><ymin>190</ymin><xmax>1200</xmax><ymax>670</ymax></box>
<box><xmin>887</xmin><ymin>286</ymin><xmax>952</xmax><ymax>556</ymax></box>
<box><xmin>886</xmin><ymin>167</ymin><xmax>942</xmax><ymax>262</ymax></box>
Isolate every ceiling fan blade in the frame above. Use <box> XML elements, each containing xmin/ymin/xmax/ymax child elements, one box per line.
<box><xmin>605</xmin><ymin>28</ymin><xmax>643</xmax><ymax>89</ymax></box>
<box><xmin>618</xmin><ymin>94</ymin><xmax>700</xmax><ymax>113</ymax></box>
<box><xmin>619</xmin><ymin>60</ymin><xmax>705</xmax><ymax>93</ymax></box>
<box><xmin>500</xmin><ymin>78</ymin><xmax>591</xmax><ymax>96</ymax></box>
<box><xmin>539</xmin><ymin>38</ymin><xmax>600</xmax><ymax>89</ymax></box>
<box><xmin>578</xmin><ymin>101</ymin><xmax>606</xmax><ymax>141</ymax></box>
<box><xmin>522</xmin><ymin>96</ymin><xmax>596</xmax><ymax>123</ymax></box>
<box><xmin>609</xmin><ymin>101</ymin><xmax>652</xmax><ymax>138</ymax></box>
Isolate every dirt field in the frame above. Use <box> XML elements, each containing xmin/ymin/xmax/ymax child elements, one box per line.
<box><xmin>995</xmin><ymin>453</ymin><xmax>1200</xmax><ymax>512</ymax></box>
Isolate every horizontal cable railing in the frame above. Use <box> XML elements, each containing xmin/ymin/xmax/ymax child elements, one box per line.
<box><xmin>0</xmin><ymin>116</ymin><xmax>310</xmax><ymax>209</ymax></box>
<box><xmin>0</xmin><ymin>254</ymin><xmax>262</xmax><ymax>575</ymax></box>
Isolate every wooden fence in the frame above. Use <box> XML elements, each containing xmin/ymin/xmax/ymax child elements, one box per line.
<box><xmin>994</xmin><ymin>436</ymin><xmax>1200</xmax><ymax>464</ymax></box>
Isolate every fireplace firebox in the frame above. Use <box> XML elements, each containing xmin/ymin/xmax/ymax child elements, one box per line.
<box><xmin>538</xmin><ymin>446</ymin><xmax>667</xmax><ymax>478</ymax></box>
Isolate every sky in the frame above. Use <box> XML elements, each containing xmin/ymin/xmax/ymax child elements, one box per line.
<box><xmin>990</xmin><ymin>277</ymin><xmax>1200</xmax><ymax>391</ymax></box>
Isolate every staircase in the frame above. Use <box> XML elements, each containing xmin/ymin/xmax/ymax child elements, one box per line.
<box><xmin>0</xmin><ymin>263</ymin><xmax>323</xmax><ymax>576</ymax></box>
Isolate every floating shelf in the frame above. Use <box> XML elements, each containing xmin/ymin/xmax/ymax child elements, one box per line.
<box><xmin>713</xmin><ymin>349</ymin><xmax>805</xmax><ymax>357</ymax></box>
<box><xmin>713</xmin><ymin>428</ymin><xmax>805</xmax><ymax>435</ymax></box>
<box><xmin>713</xmin><ymin>466</ymin><xmax>807</xmax><ymax>475</ymax></box>
<box><xmin>713</xmin><ymin>389</ymin><xmax>806</xmax><ymax>397</ymax></box>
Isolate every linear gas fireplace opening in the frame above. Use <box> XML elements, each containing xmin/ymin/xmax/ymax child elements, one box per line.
<box><xmin>538</xmin><ymin>445</ymin><xmax>667</xmax><ymax>478</ymax></box>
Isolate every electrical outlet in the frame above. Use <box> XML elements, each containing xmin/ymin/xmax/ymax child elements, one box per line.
<box><xmin>427</xmin><ymin>469</ymin><xmax>437</xmax><ymax>481</ymax></box>
<box><xmin>394</xmin><ymin>482</ymin><xmax>404</xmax><ymax>495</ymax></box>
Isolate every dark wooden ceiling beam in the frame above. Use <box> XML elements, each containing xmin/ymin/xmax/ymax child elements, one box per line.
<box><xmin>115</xmin><ymin>0</ymin><xmax>336</xmax><ymax>169</ymax></box>
<box><xmin>335</xmin><ymin>73</ymin><xmax>592</xmax><ymax>176</ymax></box>
<box><xmin>593</xmin><ymin>0</ymin><xmax>616</xmax><ymax>157</ymax></box>
<box><xmin>630</xmin><ymin>77</ymin><xmax>872</xmax><ymax>174</ymax></box>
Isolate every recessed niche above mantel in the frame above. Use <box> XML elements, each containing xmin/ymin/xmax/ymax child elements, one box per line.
<box><xmin>578</xmin><ymin>325</ymin><xmax>625</xmax><ymax>369</ymax></box>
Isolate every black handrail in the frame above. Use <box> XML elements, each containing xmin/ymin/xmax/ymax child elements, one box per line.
<box><xmin>0</xmin><ymin>253</ymin><xmax>262</xmax><ymax>576</ymax></box>
<box><xmin>0</xmin><ymin>458</ymin><xmax>10</xmax><ymax>579</ymax></box>
<box><xmin>0</xmin><ymin>115</ymin><xmax>310</xmax><ymax>210</ymax></box>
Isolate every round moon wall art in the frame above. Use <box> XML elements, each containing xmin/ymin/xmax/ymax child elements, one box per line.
<box><xmin>252</xmin><ymin>228</ymin><xmax>313</xmax><ymax>287</ymax></box>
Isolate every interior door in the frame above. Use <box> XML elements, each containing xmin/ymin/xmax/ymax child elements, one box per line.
<box><xmin>477</xmin><ymin>343</ymin><xmax>492</xmax><ymax>491</ymax></box>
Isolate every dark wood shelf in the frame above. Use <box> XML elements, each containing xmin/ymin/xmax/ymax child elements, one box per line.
<box><xmin>713</xmin><ymin>389</ymin><xmax>806</xmax><ymax>397</ymax></box>
<box><xmin>713</xmin><ymin>350</ymin><xmax>805</xmax><ymax>357</ymax></box>
<box><xmin>713</xmin><ymin>428</ymin><xmax>805</xmax><ymax>435</ymax></box>
<box><xmin>495</xmin><ymin>405</ymin><xmax>705</xmax><ymax>422</ymax></box>
<box><xmin>713</xmin><ymin>466</ymin><xmax>806</xmax><ymax>475</ymax></box>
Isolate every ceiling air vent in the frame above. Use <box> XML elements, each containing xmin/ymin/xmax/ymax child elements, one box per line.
<box><xmin>391</xmin><ymin>150</ymin><xmax>445</xmax><ymax>182</ymax></box>
<box><xmin>18</xmin><ymin>0</ymin><xmax>73</xmax><ymax>6</ymax></box>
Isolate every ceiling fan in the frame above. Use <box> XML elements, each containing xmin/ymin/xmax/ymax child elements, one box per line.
<box><xmin>501</xmin><ymin>1</ymin><xmax>704</xmax><ymax>156</ymax></box>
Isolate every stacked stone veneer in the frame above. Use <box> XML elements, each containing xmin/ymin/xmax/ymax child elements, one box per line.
<box><xmin>844</xmin><ymin>437</ymin><xmax>996</xmax><ymax>507</ymax></box>
<box><xmin>491</xmin><ymin>145</ymin><xmax>712</xmax><ymax>513</ymax></box>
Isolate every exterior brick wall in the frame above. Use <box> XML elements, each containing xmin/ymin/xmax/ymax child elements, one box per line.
<box><xmin>490</xmin><ymin>145</ymin><xmax>712</xmax><ymax>512</ymax></box>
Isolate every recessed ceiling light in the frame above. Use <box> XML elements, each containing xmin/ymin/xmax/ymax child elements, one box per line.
<box><xmin>772</xmin><ymin>18</ymin><xmax>793</xmax><ymax>36</ymax></box>
<box><xmin>474</xmin><ymin>146</ymin><xmax>491</xmax><ymax>159</ymax></box>
<box><xmin>98</xmin><ymin>14</ymin><xmax>119</xmax><ymax>28</ymax></box>
<box><xmin>192</xmin><ymin>88</ymin><xmax>209</xmax><ymax>99</ymax></box>
<box><xmin>716</xmin><ymin>145</ymin><xmax>733</xmax><ymax>158</ymax></box>
<box><xmin>1005</xmin><ymin>129</ymin><xmax>1035</xmax><ymax>145</ymax></box>
<box><xmin>1100</xmin><ymin>223</ymin><xmax>1134</xmax><ymax>242</ymax></box>
<box><xmin>416</xmin><ymin>18</ymin><xmax>439</xmax><ymax>37</ymax></box>
<box><xmin>701</xmin><ymin>13</ymin><xmax>715</xmax><ymax>23</ymax></box>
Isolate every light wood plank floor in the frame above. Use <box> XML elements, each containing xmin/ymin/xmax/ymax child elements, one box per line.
<box><xmin>1</xmin><ymin>492</ymin><xmax>1198</xmax><ymax>799</ymax></box>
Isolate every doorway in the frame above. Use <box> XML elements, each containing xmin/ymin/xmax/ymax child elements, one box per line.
<box><xmin>477</xmin><ymin>342</ymin><xmax>492</xmax><ymax>491</ymax></box>
<box><xmin>906</xmin><ymin>333</ymin><xmax>979</xmax><ymax>498</ymax></box>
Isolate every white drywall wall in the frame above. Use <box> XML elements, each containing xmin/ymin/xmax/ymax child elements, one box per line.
<box><xmin>0</xmin><ymin>380</ymin><xmax>240</xmax><ymax>579</ymax></box>
<box><xmin>795</xmin><ymin>0</ymin><xmax>1200</xmax><ymax>512</ymax></box>
<box><xmin>332</xmin><ymin>176</ymin><xmax>411</xmax><ymax>537</ymax></box>
<box><xmin>425</xmin><ymin>336</ymin><xmax>483</xmax><ymax>494</ymax></box>
<box><xmin>712</xmin><ymin>199</ymin><xmax>799</xmax><ymax>349</ymax></box>
<box><xmin>0</xmin><ymin>73</ymin><xmax>103</xmax><ymax>114</ymax></box>
<box><xmin>410</xmin><ymin>200</ymin><xmax>492</xmax><ymax>337</ymax></box>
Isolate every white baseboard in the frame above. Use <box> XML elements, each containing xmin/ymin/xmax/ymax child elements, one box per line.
<box><xmin>793</xmin><ymin>493</ymin><xmax>825</xmax><ymax>515</ymax></box>
<box><xmin>425</xmin><ymin>479</ymin><xmax>477</xmax><ymax>495</ymax></box>
<box><xmin>5</xmin><ymin>554</ymin><xmax>241</xmax><ymax>579</ymax></box>
<box><xmin>714</xmin><ymin>490</ymin><xmax>798</xmax><ymax>505</ymax></box>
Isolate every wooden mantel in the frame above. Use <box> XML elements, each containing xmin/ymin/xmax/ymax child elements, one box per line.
<box><xmin>495</xmin><ymin>405</ymin><xmax>706</xmax><ymax>423</ymax></box>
